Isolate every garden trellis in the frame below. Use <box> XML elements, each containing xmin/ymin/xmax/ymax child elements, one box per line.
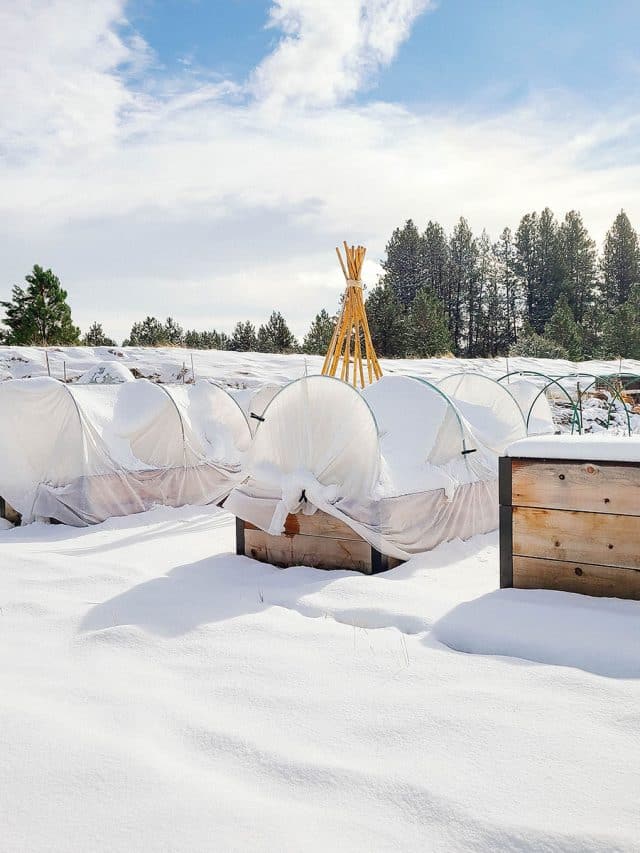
<box><xmin>322</xmin><ymin>242</ymin><xmax>382</xmax><ymax>388</ymax></box>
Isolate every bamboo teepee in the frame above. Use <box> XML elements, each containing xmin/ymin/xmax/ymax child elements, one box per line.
<box><xmin>321</xmin><ymin>242</ymin><xmax>382</xmax><ymax>389</ymax></box>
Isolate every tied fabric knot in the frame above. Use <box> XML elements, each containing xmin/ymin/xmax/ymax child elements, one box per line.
<box><xmin>268</xmin><ymin>470</ymin><xmax>339</xmax><ymax>535</ymax></box>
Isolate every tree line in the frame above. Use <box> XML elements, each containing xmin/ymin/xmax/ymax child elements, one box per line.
<box><xmin>368</xmin><ymin>208</ymin><xmax>640</xmax><ymax>360</ymax></box>
<box><xmin>1</xmin><ymin>208</ymin><xmax>639</xmax><ymax>359</ymax></box>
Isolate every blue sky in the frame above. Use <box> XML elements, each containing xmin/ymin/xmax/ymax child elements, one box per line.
<box><xmin>1</xmin><ymin>0</ymin><xmax>640</xmax><ymax>342</ymax></box>
<box><xmin>128</xmin><ymin>0</ymin><xmax>640</xmax><ymax>110</ymax></box>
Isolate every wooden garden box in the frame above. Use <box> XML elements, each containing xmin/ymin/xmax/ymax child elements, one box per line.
<box><xmin>236</xmin><ymin>510</ymin><xmax>403</xmax><ymax>574</ymax></box>
<box><xmin>500</xmin><ymin>437</ymin><xmax>640</xmax><ymax>600</ymax></box>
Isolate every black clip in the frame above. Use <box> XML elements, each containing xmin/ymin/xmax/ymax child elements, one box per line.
<box><xmin>250</xmin><ymin>412</ymin><xmax>265</xmax><ymax>422</ymax></box>
<box><xmin>300</xmin><ymin>489</ymin><xmax>307</xmax><ymax>503</ymax></box>
<box><xmin>461</xmin><ymin>448</ymin><xmax>477</xmax><ymax>455</ymax></box>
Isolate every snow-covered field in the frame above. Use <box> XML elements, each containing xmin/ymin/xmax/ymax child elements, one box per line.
<box><xmin>2</xmin><ymin>347</ymin><xmax>640</xmax><ymax>851</ymax></box>
<box><xmin>2</xmin><ymin>344</ymin><xmax>640</xmax><ymax>388</ymax></box>
<box><xmin>2</xmin><ymin>507</ymin><xmax>640</xmax><ymax>851</ymax></box>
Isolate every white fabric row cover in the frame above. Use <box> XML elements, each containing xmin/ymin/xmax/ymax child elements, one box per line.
<box><xmin>229</xmin><ymin>373</ymin><xmax>527</xmax><ymax>557</ymax></box>
<box><xmin>499</xmin><ymin>378</ymin><xmax>556</xmax><ymax>435</ymax></box>
<box><xmin>436</xmin><ymin>373</ymin><xmax>529</xmax><ymax>453</ymax></box>
<box><xmin>0</xmin><ymin>377</ymin><xmax>251</xmax><ymax>525</ymax></box>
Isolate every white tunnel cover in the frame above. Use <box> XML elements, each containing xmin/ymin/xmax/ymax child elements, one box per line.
<box><xmin>0</xmin><ymin>377</ymin><xmax>251</xmax><ymax>525</ymax></box>
<box><xmin>242</xmin><ymin>375</ymin><xmax>380</xmax><ymax>531</ymax></box>
<box><xmin>436</xmin><ymin>372</ymin><xmax>527</xmax><ymax>455</ymax></box>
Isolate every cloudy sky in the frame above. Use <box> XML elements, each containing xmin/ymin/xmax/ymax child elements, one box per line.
<box><xmin>2</xmin><ymin>0</ymin><xmax>640</xmax><ymax>342</ymax></box>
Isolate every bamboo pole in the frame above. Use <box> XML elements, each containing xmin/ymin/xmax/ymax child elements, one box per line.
<box><xmin>323</xmin><ymin>241</ymin><xmax>381</xmax><ymax>388</ymax></box>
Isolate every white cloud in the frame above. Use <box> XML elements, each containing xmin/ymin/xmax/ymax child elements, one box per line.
<box><xmin>251</xmin><ymin>0</ymin><xmax>435</xmax><ymax>108</ymax></box>
<box><xmin>1</xmin><ymin>2</ymin><xmax>640</xmax><ymax>343</ymax></box>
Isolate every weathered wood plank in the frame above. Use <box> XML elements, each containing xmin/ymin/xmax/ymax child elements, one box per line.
<box><xmin>513</xmin><ymin>506</ymin><xmax>640</xmax><ymax>570</ymax></box>
<box><xmin>244</xmin><ymin>528</ymin><xmax>372</xmax><ymax>573</ymax></box>
<box><xmin>511</xmin><ymin>459</ymin><xmax>640</xmax><ymax>515</ymax></box>
<box><xmin>244</xmin><ymin>510</ymin><xmax>364</xmax><ymax>541</ymax></box>
<box><xmin>513</xmin><ymin>555</ymin><xmax>640</xmax><ymax>600</ymax></box>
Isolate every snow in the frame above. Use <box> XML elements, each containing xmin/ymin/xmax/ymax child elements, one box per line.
<box><xmin>2</xmin><ymin>347</ymin><xmax>640</xmax><ymax>849</ymax></box>
<box><xmin>76</xmin><ymin>361</ymin><xmax>135</xmax><ymax>384</ymax></box>
<box><xmin>1</xmin><ymin>345</ymin><xmax>639</xmax><ymax>390</ymax></box>
<box><xmin>2</xmin><ymin>505</ymin><xmax>640</xmax><ymax>851</ymax></box>
<box><xmin>508</xmin><ymin>434</ymin><xmax>640</xmax><ymax>462</ymax></box>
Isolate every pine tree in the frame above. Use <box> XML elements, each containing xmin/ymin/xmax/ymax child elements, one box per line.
<box><xmin>163</xmin><ymin>317</ymin><xmax>184</xmax><ymax>346</ymax></box>
<box><xmin>407</xmin><ymin>288</ymin><xmax>452</xmax><ymax>357</ymax></box>
<box><xmin>544</xmin><ymin>295</ymin><xmax>583</xmax><ymax>360</ymax></box>
<box><xmin>601</xmin><ymin>210</ymin><xmax>640</xmax><ymax>308</ymax></box>
<box><xmin>124</xmin><ymin>316</ymin><xmax>167</xmax><ymax>347</ymax></box>
<box><xmin>184</xmin><ymin>329</ymin><xmax>229</xmax><ymax>350</ymax></box>
<box><xmin>1</xmin><ymin>265</ymin><xmax>80</xmax><ymax>345</ymax></box>
<box><xmin>82</xmin><ymin>322</ymin><xmax>116</xmax><ymax>347</ymax></box>
<box><xmin>534</xmin><ymin>207</ymin><xmax>564</xmax><ymax>331</ymax></box>
<box><xmin>510</xmin><ymin>321</ymin><xmax>569</xmax><ymax>359</ymax></box>
<box><xmin>229</xmin><ymin>321</ymin><xmax>258</xmax><ymax>351</ymax></box>
<box><xmin>256</xmin><ymin>311</ymin><xmax>298</xmax><ymax>353</ymax></box>
<box><xmin>494</xmin><ymin>227</ymin><xmax>520</xmax><ymax>348</ymax></box>
<box><xmin>423</xmin><ymin>221</ymin><xmax>449</xmax><ymax>305</ymax></box>
<box><xmin>515</xmin><ymin>209</ymin><xmax>563</xmax><ymax>332</ymax></box>
<box><xmin>601</xmin><ymin>284</ymin><xmax>640</xmax><ymax>359</ymax></box>
<box><xmin>448</xmin><ymin>217</ymin><xmax>477</xmax><ymax>354</ymax></box>
<box><xmin>558</xmin><ymin>210</ymin><xmax>597</xmax><ymax>322</ymax></box>
<box><xmin>380</xmin><ymin>219</ymin><xmax>428</xmax><ymax>306</ymax></box>
<box><xmin>515</xmin><ymin>212</ymin><xmax>539</xmax><ymax>328</ymax></box>
<box><xmin>302</xmin><ymin>309</ymin><xmax>335</xmax><ymax>354</ymax></box>
<box><xmin>365</xmin><ymin>284</ymin><xmax>407</xmax><ymax>357</ymax></box>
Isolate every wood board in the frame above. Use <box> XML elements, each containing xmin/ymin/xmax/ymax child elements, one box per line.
<box><xmin>511</xmin><ymin>459</ymin><xmax>640</xmax><ymax>516</ymax></box>
<box><xmin>513</xmin><ymin>555</ymin><xmax>640</xmax><ymax>600</ymax></box>
<box><xmin>512</xmin><ymin>506</ymin><xmax>640</xmax><ymax>571</ymax></box>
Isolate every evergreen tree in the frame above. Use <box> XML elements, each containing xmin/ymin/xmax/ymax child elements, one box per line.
<box><xmin>515</xmin><ymin>212</ymin><xmax>539</xmax><ymax>328</ymax></box>
<box><xmin>423</xmin><ymin>221</ymin><xmax>449</xmax><ymax>305</ymax></box>
<box><xmin>510</xmin><ymin>321</ymin><xmax>569</xmax><ymax>359</ymax></box>
<box><xmin>544</xmin><ymin>295</ymin><xmax>583</xmax><ymax>360</ymax></box>
<box><xmin>124</xmin><ymin>316</ymin><xmax>185</xmax><ymax>347</ymax></box>
<box><xmin>447</xmin><ymin>217</ymin><xmax>477</xmax><ymax>354</ymax></box>
<box><xmin>380</xmin><ymin>219</ymin><xmax>428</xmax><ymax>306</ymax></box>
<box><xmin>302</xmin><ymin>309</ymin><xmax>335</xmax><ymax>355</ymax></box>
<box><xmin>534</xmin><ymin>207</ymin><xmax>564</xmax><ymax>331</ymax></box>
<box><xmin>365</xmin><ymin>284</ymin><xmax>407</xmax><ymax>357</ymax></box>
<box><xmin>601</xmin><ymin>284</ymin><xmax>640</xmax><ymax>359</ymax></box>
<box><xmin>558</xmin><ymin>210</ymin><xmax>597</xmax><ymax>322</ymax></box>
<box><xmin>407</xmin><ymin>288</ymin><xmax>452</xmax><ymax>357</ymax></box>
<box><xmin>163</xmin><ymin>317</ymin><xmax>184</xmax><ymax>346</ymax></box>
<box><xmin>601</xmin><ymin>210</ymin><xmax>640</xmax><ymax>308</ymax></box>
<box><xmin>580</xmin><ymin>301</ymin><xmax>606</xmax><ymax>359</ymax></box>
<box><xmin>124</xmin><ymin>316</ymin><xmax>168</xmax><ymax>347</ymax></box>
<box><xmin>82</xmin><ymin>322</ymin><xmax>116</xmax><ymax>347</ymax></box>
<box><xmin>1</xmin><ymin>265</ymin><xmax>80</xmax><ymax>345</ymax></box>
<box><xmin>256</xmin><ymin>311</ymin><xmax>298</xmax><ymax>353</ymax></box>
<box><xmin>184</xmin><ymin>329</ymin><xmax>204</xmax><ymax>348</ymax></box>
<box><xmin>515</xmin><ymin>209</ymin><xmax>563</xmax><ymax>332</ymax></box>
<box><xmin>184</xmin><ymin>329</ymin><xmax>229</xmax><ymax>350</ymax></box>
<box><xmin>494</xmin><ymin>227</ymin><xmax>520</xmax><ymax>348</ymax></box>
<box><xmin>229</xmin><ymin>321</ymin><xmax>258</xmax><ymax>351</ymax></box>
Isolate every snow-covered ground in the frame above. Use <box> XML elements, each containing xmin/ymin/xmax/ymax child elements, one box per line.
<box><xmin>1</xmin><ymin>344</ymin><xmax>639</xmax><ymax>388</ymax></box>
<box><xmin>2</xmin><ymin>505</ymin><xmax>640</xmax><ymax>851</ymax></box>
<box><xmin>2</xmin><ymin>347</ymin><xmax>640</xmax><ymax>850</ymax></box>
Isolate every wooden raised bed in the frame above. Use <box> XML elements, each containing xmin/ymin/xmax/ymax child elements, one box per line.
<box><xmin>500</xmin><ymin>452</ymin><xmax>640</xmax><ymax>600</ymax></box>
<box><xmin>236</xmin><ymin>510</ymin><xmax>403</xmax><ymax>574</ymax></box>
